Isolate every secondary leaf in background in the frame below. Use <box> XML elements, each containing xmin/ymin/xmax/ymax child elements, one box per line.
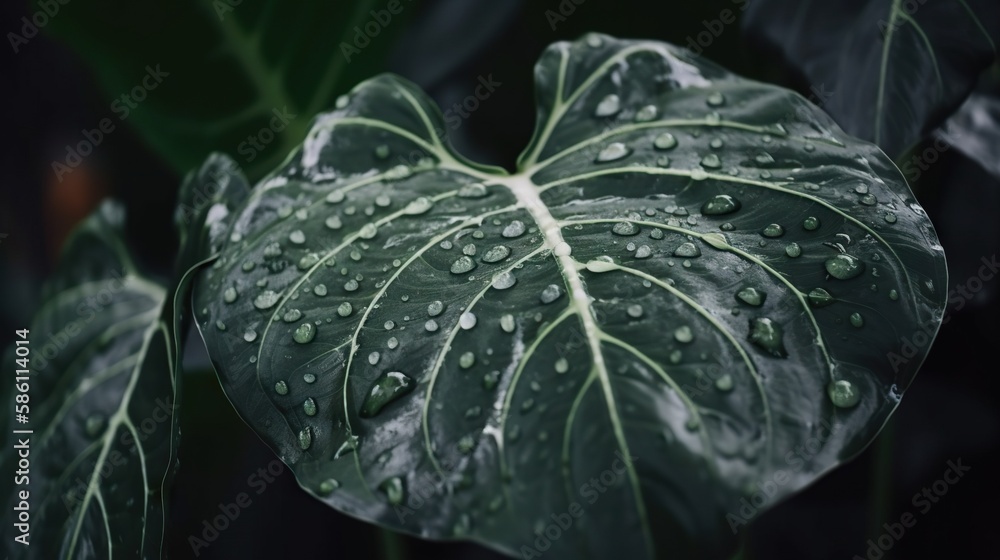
<box><xmin>174</xmin><ymin>152</ymin><xmax>252</xmax><ymax>267</ymax></box>
<box><xmin>36</xmin><ymin>0</ymin><xmax>415</xmax><ymax>180</ymax></box>
<box><xmin>927</xmin><ymin>88</ymin><xmax>1000</xmax><ymax>312</ymax></box>
<box><xmin>742</xmin><ymin>0</ymin><xmax>999</xmax><ymax>159</ymax></box>
<box><xmin>0</xmin><ymin>202</ymin><xmax>177</xmax><ymax>559</ymax></box>
<box><xmin>938</xmin><ymin>90</ymin><xmax>1000</xmax><ymax>181</ymax></box>
<box><xmin>193</xmin><ymin>34</ymin><xmax>947</xmax><ymax>559</ymax></box>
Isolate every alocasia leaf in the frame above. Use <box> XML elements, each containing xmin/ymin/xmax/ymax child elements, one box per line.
<box><xmin>193</xmin><ymin>34</ymin><xmax>947</xmax><ymax>559</ymax></box>
<box><xmin>34</xmin><ymin>0</ymin><xmax>414</xmax><ymax>180</ymax></box>
<box><xmin>742</xmin><ymin>0</ymin><xmax>999</xmax><ymax>159</ymax></box>
<box><xmin>0</xmin><ymin>202</ymin><xmax>178</xmax><ymax>559</ymax></box>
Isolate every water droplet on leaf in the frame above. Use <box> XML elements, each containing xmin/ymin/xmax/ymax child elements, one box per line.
<box><xmin>539</xmin><ymin>284</ymin><xmax>562</xmax><ymax>304</ymax></box>
<box><xmin>736</xmin><ymin>287</ymin><xmax>766</xmax><ymax>306</ymax></box>
<box><xmin>700</xmin><ymin>154</ymin><xmax>721</xmax><ymax>169</ymax></box>
<box><xmin>379</xmin><ymin>477</ymin><xmax>405</xmax><ymax>505</ymax></box>
<box><xmin>458</xmin><ymin>183</ymin><xmax>488</xmax><ymax>198</ymax></box>
<box><xmin>492</xmin><ymin>271</ymin><xmax>517</xmax><ymax>290</ymax></box>
<box><xmin>427</xmin><ymin>300</ymin><xmax>444</xmax><ymax>317</ymax></box>
<box><xmin>318</xmin><ymin>479</ymin><xmax>340</xmax><ymax>496</ymax></box>
<box><xmin>482</xmin><ymin>245</ymin><xmax>511</xmax><ymax>263</ymax></box>
<box><xmin>360</xmin><ymin>371</ymin><xmax>415</xmax><ymax>417</ymax></box>
<box><xmin>761</xmin><ymin>224</ymin><xmax>785</xmax><ymax>238</ymax></box>
<box><xmin>254</xmin><ymin>290</ymin><xmax>280</xmax><ymax>310</ymax></box>
<box><xmin>404</xmin><ymin>197</ymin><xmax>434</xmax><ymax>215</ymax></box>
<box><xmin>298</xmin><ymin>426</ymin><xmax>312</xmax><ymax>450</ymax></box>
<box><xmin>674</xmin><ymin>325</ymin><xmax>694</xmax><ymax>343</ymax></box>
<box><xmin>459</xmin><ymin>352</ymin><xmax>475</xmax><ymax>369</ymax></box>
<box><xmin>612</xmin><ymin>221</ymin><xmax>639</xmax><ymax>236</ymax></box>
<box><xmin>293</xmin><ymin>323</ymin><xmax>317</xmax><ymax>344</ymax></box>
<box><xmin>460</xmin><ymin>312</ymin><xmax>477</xmax><ymax>330</ymax></box>
<box><xmin>828</xmin><ymin>379</ymin><xmax>860</xmax><ymax>408</ymax></box>
<box><xmin>596</xmin><ymin>142</ymin><xmax>631</xmax><ymax>162</ymax></box>
<box><xmin>635</xmin><ymin>104</ymin><xmax>658</xmax><ymax>122</ymax></box>
<box><xmin>502</xmin><ymin>220</ymin><xmax>526</xmax><ymax>238</ymax></box>
<box><xmin>451</xmin><ymin>256</ymin><xmax>476</xmax><ymax>274</ymax></box>
<box><xmin>808</xmin><ymin>288</ymin><xmax>835</xmax><ymax>307</ymax></box>
<box><xmin>654</xmin><ymin>133</ymin><xmax>677</xmax><ymax>150</ymax></box>
<box><xmin>595</xmin><ymin>94</ymin><xmax>621</xmax><ymax>117</ymax></box>
<box><xmin>715</xmin><ymin>374</ymin><xmax>733</xmax><ymax>392</ymax></box>
<box><xmin>849</xmin><ymin>312</ymin><xmax>864</xmax><ymax>328</ymax></box>
<box><xmin>303</xmin><ymin>398</ymin><xmax>317</xmax><ymax>416</ymax></box>
<box><xmin>674</xmin><ymin>242</ymin><xmax>701</xmax><ymax>258</ymax></box>
<box><xmin>824</xmin><ymin>254</ymin><xmax>865</xmax><ymax>280</ymax></box>
<box><xmin>701</xmin><ymin>195</ymin><xmax>741</xmax><ymax>215</ymax></box>
<box><xmin>748</xmin><ymin>317</ymin><xmax>787</xmax><ymax>357</ymax></box>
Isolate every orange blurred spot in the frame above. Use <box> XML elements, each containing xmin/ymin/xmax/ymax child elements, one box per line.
<box><xmin>44</xmin><ymin>164</ymin><xmax>108</xmax><ymax>262</ymax></box>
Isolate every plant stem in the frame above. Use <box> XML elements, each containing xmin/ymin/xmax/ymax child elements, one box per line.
<box><xmin>868</xmin><ymin>421</ymin><xmax>895</xmax><ymax>543</ymax></box>
<box><xmin>732</xmin><ymin>528</ymin><xmax>749</xmax><ymax>560</ymax></box>
<box><xmin>378</xmin><ymin>527</ymin><xmax>409</xmax><ymax>560</ymax></box>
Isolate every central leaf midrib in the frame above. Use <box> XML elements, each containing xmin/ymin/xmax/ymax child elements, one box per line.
<box><xmin>499</xmin><ymin>173</ymin><xmax>654</xmax><ymax>556</ymax></box>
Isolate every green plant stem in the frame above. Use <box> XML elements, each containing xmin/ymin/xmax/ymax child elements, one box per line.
<box><xmin>732</xmin><ymin>528</ymin><xmax>749</xmax><ymax>560</ymax></box>
<box><xmin>378</xmin><ymin>527</ymin><xmax>409</xmax><ymax>560</ymax></box>
<box><xmin>869</xmin><ymin>421</ymin><xmax>895</xmax><ymax>544</ymax></box>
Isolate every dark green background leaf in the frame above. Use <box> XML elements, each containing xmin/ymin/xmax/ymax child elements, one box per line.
<box><xmin>743</xmin><ymin>0</ymin><xmax>999</xmax><ymax>158</ymax></box>
<box><xmin>36</xmin><ymin>0</ymin><xmax>414</xmax><ymax>180</ymax></box>
<box><xmin>0</xmin><ymin>202</ymin><xmax>178</xmax><ymax>559</ymax></box>
<box><xmin>193</xmin><ymin>34</ymin><xmax>947</xmax><ymax>559</ymax></box>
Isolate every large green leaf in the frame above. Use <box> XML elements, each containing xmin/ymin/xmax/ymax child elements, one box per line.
<box><xmin>193</xmin><ymin>34</ymin><xmax>947</xmax><ymax>559</ymax></box>
<box><xmin>36</xmin><ymin>0</ymin><xmax>413</xmax><ymax>179</ymax></box>
<box><xmin>743</xmin><ymin>0</ymin><xmax>999</xmax><ymax>158</ymax></box>
<box><xmin>0</xmin><ymin>202</ymin><xmax>177</xmax><ymax>559</ymax></box>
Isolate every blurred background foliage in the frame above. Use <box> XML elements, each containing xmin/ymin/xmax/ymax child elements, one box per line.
<box><xmin>1</xmin><ymin>0</ymin><xmax>997</xmax><ymax>558</ymax></box>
